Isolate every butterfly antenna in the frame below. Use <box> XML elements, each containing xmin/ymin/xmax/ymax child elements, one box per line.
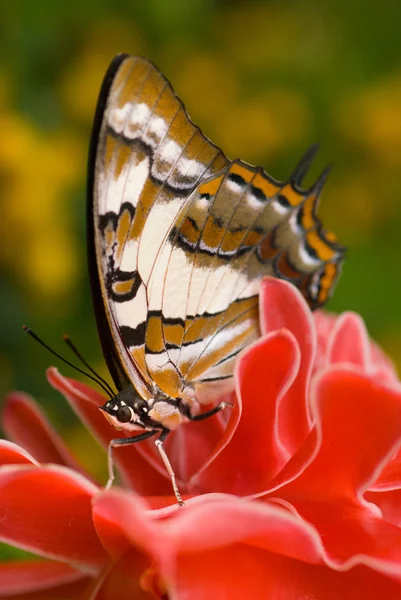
<box><xmin>63</xmin><ymin>334</ymin><xmax>115</xmax><ymax>397</ymax></box>
<box><xmin>23</xmin><ymin>326</ymin><xmax>114</xmax><ymax>399</ymax></box>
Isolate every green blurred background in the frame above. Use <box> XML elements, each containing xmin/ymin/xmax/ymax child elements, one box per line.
<box><xmin>1</xmin><ymin>0</ymin><xmax>401</xmax><ymax>475</ymax></box>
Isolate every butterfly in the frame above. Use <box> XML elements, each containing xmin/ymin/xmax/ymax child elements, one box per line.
<box><xmin>87</xmin><ymin>54</ymin><xmax>344</xmax><ymax>504</ymax></box>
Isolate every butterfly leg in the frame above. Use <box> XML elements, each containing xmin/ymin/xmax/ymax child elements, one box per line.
<box><xmin>187</xmin><ymin>400</ymin><xmax>233</xmax><ymax>422</ymax></box>
<box><xmin>155</xmin><ymin>429</ymin><xmax>185</xmax><ymax>507</ymax></box>
<box><xmin>106</xmin><ymin>430</ymin><xmax>158</xmax><ymax>490</ymax></box>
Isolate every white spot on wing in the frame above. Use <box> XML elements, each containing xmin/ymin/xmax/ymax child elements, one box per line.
<box><xmin>113</xmin><ymin>283</ymin><xmax>148</xmax><ymax>334</ymax></box>
<box><xmin>119</xmin><ymin>238</ymin><xmax>138</xmax><ymax>271</ymax></box>
<box><xmin>98</xmin><ymin>155</ymin><xmax>150</xmax><ymax>216</ymax></box>
<box><xmin>238</xmin><ymin>279</ymin><xmax>261</xmax><ymax>299</ymax></box>
<box><xmin>271</xmin><ymin>199</ymin><xmax>289</xmax><ymax>215</ymax></box>
<box><xmin>297</xmin><ymin>242</ymin><xmax>322</xmax><ymax>268</ymax></box>
<box><xmin>226</xmin><ymin>178</ymin><xmax>243</xmax><ymax>193</ymax></box>
<box><xmin>143</xmin><ymin>116</ymin><xmax>169</xmax><ymax>148</ymax></box>
<box><xmin>145</xmin><ymin>352</ymin><xmax>174</xmax><ymax>371</ymax></box>
<box><xmin>138</xmin><ymin>199</ymin><xmax>186</xmax><ymax>286</ymax></box>
<box><xmin>108</xmin><ymin>102</ymin><xmax>171</xmax><ymax>149</ymax></box>
<box><xmin>159</xmin><ymin>139</ymin><xmax>182</xmax><ymax>164</ymax></box>
<box><xmin>149</xmin><ymin>244</ymin><xmax>192</xmax><ymax>317</ymax></box>
<box><xmin>246</xmin><ymin>190</ymin><xmax>267</xmax><ymax>209</ymax></box>
<box><xmin>288</xmin><ymin>209</ymin><xmax>301</xmax><ymax>233</ymax></box>
<box><xmin>108</xmin><ymin>103</ymin><xmax>133</xmax><ymax>133</ymax></box>
<box><xmin>126</xmin><ymin>103</ymin><xmax>151</xmax><ymax>130</ymax></box>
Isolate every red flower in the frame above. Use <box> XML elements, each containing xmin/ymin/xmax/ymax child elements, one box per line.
<box><xmin>2</xmin><ymin>277</ymin><xmax>401</xmax><ymax>599</ymax></box>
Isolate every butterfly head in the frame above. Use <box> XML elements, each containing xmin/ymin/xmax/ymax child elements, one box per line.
<box><xmin>99</xmin><ymin>385</ymin><xmax>152</xmax><ymax>431</ymax></box>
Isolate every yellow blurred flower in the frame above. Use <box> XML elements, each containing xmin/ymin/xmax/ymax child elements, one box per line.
<box><xmin>217</xmin><ymin>89</ymin><xmax>310</xmax><ymax>164</ymax></box>
<box><xmin>172</xmin><ymin>51</ymin><xmax>239</xmax><ymax>125</ymax></box>
<box><xmin>336</xmin><ymin>72</ymin><xmax>401</xmax><ymax>166</ymax></box>
<box><xmin>25</xmin><ymin>229</ymin><xmax>79</xmax><ymax>302</ymax></box>
<box><xmin>59</xmin><ymin>19</ymin><xmax>146</xmax><ymax>123</ymax></box>
<box><xmin>0</xmin><ymin>113</ymin><xmax>37</xmax><ymax>172</ymax></box>
<box><xmin>216</xmin><ymin>3</ymin><xmax>333</xmax><ymax>72</ymax></box>
<box><xmin>322</xmin><ymin>169</ymin><xmax>397</xmax><ymax>241</ymax></box>
<box><xmin>0</xmin><ymin>111</ymin><xmax>85</xmax><ymax>309</ymax></box>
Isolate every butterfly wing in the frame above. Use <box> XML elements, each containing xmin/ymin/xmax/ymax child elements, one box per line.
<box><xmin>143</xmin><ymin>155</ymin><xmax>344</xmax><ymax>403</ymax></box>
<box><xmin>88</xmin><ymin>54</ymin><xmax>228</xmax><ymax>398</ymax></box>
<box><xmin>89</xmin><ymin>54</ymin><xmax>344</xmax><ymax>405</ymax></box>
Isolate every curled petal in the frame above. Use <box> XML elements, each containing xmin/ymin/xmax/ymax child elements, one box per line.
<box><xmin>0</xmin><ymin>440</ymin><xmax>39</xmax><ymax>466</ymax></box>
<box><xmin>0</xmin><ymin>464</ymin><xmax>106</xmax><ymax>571</ymax></box>
<box><xmin>260</xmin><ymin>277</ymin><xmax>316</xmax><ymax>454</ymax></box>
<box><xmin>92</xmin><ymin>491</ymin><xmax>160</xmax><ymax>562</ymax></box>
<box><xmin>191</xmin><ymin>330</ymin><xmax>300</xmax><ymax>496</ymax></box>
<box><xmin>370</xmin><ymin>446</ymin><xmax>401</xmax><ymax>491</ymax></box>
<box><xmin>326</xmin><ymin>312</ymin><xmax>371</xmax><ymax>370</ymax></box>
<box><xmin>93</xmin><ymin>490</ymin><xmax>324</xmax><ymax>568</ymax></box>
<box><xmin>173</xmin><ymin>548</ymin><xmax>401</xmax><ymax>600</ymax></box>
<box><xmin>366</xmin><ymin>489</ymin><xmax>401</xmax><ymax>528</ymax></box>
<box><xmin>281</xmin><ymin>499</ymin><xmax>401</xmax><ymax>581</ymax></box>
<box><xmin>2</xmin><ymin>392</ymin><xmax>85</xmax><ymax>473</ymax></box>
<box><xmin>267</xmin><ymin>368</ymin><xmax>401</xmax><ymax>575</ymax></box>
<box><xmin>365</xmin><ymin>448</ymin><xmax>401</xmax><ymax>526</ymax></box>
<box><xmin>369</xmin><ymin>345</ymin><xmax>399</xmax><ymax>384</ymax></box>
<box><xmin>280</xmin><ymin>368</ymin><xmax>401</xmax><ymax>501</ymax></box>
<box><xmin>321</xmin><ymin>311</ymin><xmax>398</xmax><ymax>384</ymax></box>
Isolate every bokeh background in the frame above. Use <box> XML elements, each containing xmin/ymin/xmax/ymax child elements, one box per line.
<box><xmin>1</xmin><ymin>0</ymin><xmax>401</xmax><ymax>487</ymax></box>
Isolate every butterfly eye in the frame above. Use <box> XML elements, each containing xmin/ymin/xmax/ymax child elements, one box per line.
<box><xmin>116</xmin><ymin>405</ymin><xmax>132</xmax><ymax>423</ymax></box>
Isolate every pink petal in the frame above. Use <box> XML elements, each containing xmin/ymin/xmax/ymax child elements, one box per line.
<box><xmin>365</xmin><ymin>489</ymin><xmax>401</xmax><ymax>527</ymax></box>
<box><xmin>0</xmin><ymin>464</ymin><xmax>106</xmax><ymax>571</ymax></box>
<box><xmin>282</xmin><ymin>499</ymin><xmax>401</xmax><ymax>580</ymax></box>
<box><xmin>326</xmin><ymin>312</ymin><xmax>371</xmax><ymax>370</ymax></box>
<box><xmin>0</xmin><ymin>440</ymin><xmax>39</xmax><ymax>466</ymax></box>
<box><xmin>267</xmin><ymin>368</ymin><xmax>401</xmax><ymax>575</ymax></box>
<box><xmin>2</xmin><ymin>392</ymin><xmax>86</xmax><ymax>474</ymax></box>
<box><xmin>313</xmin><ymin>310</ymin><xmax>337</xmax><ymax>341</ymax></box>
<box><xmin>0</xmin><ymin>559</ymin><xmax>84</xmax><ymax>596</ymax></box>
<box><xmin>93</xmin><ymin>489</ymin><xmax>324</xmax><ymax>567</ymax></box>
<box><xmin>280</xmin><ymin>368</ymin><xmax>401</xmax><ymax>501</ymax></box>
<box><xmin>95</xmin><ymin>491</ymin><xmax>401</xmax><ymax>597</ymax></box>
<box><xmin>371</xmin><ymin>446</ymin><xmax>401</xmax><ymax>490</ymax></box>
<box><xmin>324</xmin><ymin>311</ymin><xmax>399</xmax><ymax>385</ymax></box>
<box><xmin>369</xmin><ymin>342</ymin><xmax>399</xmax><ymax>383</ymax></box>
<box><xmin>191</xmin><ymin>330</ymin><xmax>300</xmax><ymax>496</ymax></box>
<box><xmin>92</xmin><ymin>491</ymin><xmax>160</xmax><ymax>562</ymax></box>
<box><xmin>366</xmin><ymin>446</ymin><xmax>401</xmax><ymax>526</ymax></box>
<box><xmin>173</xmin><ymin>547</ymin><xmax>401</xmax><ymax>600</ymax></box>
<box><xmin>160</xmin><ymin>497</ymin><xmax>323</xmax><ymax>563</ymax></box>
<box><xmin>259</xmin><ymin>277</ymin><xmax>316</xmax><ymax>454</ymax></box>
<box><xmin>47</xmin><ymin>368</ymin><xmax>172</xmax><ymax>496</ymax></box>
<box><xmin>313</xmin><ymin>310</ymin><xmax>337</xmax><ymax>374</ymax></box>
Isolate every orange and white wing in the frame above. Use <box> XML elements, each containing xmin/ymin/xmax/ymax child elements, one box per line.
<box><xmin>143</xmin><ymin>150</ymin><xmax>344</xmax><ymax>402</ymax></box>
<box><xmin>88</xmin><ymin>54</ymin><xmax>228</xmax><ymax>398</ymax></box>
<box><xmin>89</xmin><ymin>54</ymin><xmax>344</xmax><ymax>406</ymax></box>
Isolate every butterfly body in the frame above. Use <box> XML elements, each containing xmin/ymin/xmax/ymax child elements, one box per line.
<box><xmin>88</xmin><ymin>55</ymin><xmax>344</xmax><ymax>500</ymax></box>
